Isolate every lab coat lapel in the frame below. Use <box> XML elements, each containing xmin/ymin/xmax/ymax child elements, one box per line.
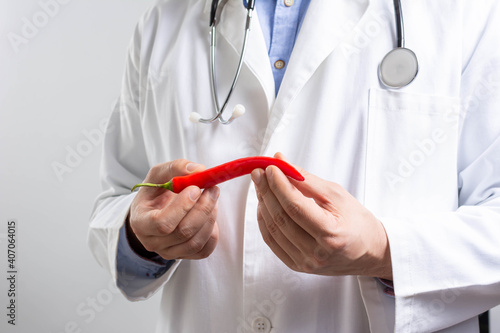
<box><xmin>279</xmin><ymin>0</ymin><xmax>370</xmax><ymax>105</ymax></box>
<box><xmin>260</xmin><ymin>0</ymin><xmax>370</xmax><ymax>154</ymax></box>
<box><xmin>207</xmin><ymin>0</ymin><xmax>275</xmax><ymax>112</ymax></box>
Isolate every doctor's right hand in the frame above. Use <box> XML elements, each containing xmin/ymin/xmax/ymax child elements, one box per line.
<box><xmin>127</xmin><ymin>159</ymin><xmax>220</xmax><ymax>260</ymax></box>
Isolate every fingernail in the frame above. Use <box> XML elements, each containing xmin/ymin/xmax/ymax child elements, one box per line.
<box><xmin>265</xmin><ymin>165</ymin><xmax>275</xmax><ymax>178</ymax></box>
<box><xmin>188</xmin><ymin>187</ymin><xmax>201</xmax><ymax>201</ymax></box>
<box><xmin>251</xmin><ymin>169</ymin><xmax>263</xmax><ymax>185</ymax></box>
<box><xmin>186</xmin><ymin>163</ymin><xmax>202</xmax><ymax>173</ymax></box>
<box><xmin>209</xmin><ymin>187</ymin><xmax>220</xmax><ymax>200</ymax></box>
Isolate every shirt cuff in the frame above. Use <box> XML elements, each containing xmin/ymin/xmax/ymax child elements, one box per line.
<box><xmin>117</xmin><ymin>223</ymin><xmax>175</xmax><ymax>279</ymax></box>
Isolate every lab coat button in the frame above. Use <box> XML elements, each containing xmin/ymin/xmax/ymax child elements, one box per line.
<box><xmin>252</xmin><ymin>316</ymin><xmax>272</xmax><ymax>333</ymax></box>
<box><xmin>284</xmin><ymin>0</ymin><xmax>294</xmax><ymax>6</ymax></box>
<box><xmin>274</xmin><ymin>60</ymin><xmax>285</xmax><ymax>69</ymax></box>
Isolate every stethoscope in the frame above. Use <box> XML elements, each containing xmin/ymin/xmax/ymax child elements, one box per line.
<box><xmin>190</xmin><ymin>0</ymin><xmax>418</xmax><ymax>125</ymax></box>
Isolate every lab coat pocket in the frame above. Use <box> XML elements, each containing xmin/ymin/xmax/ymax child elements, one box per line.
<box><xmin>364</xmin><ymin>89</ymin><xmax>461</xmax><ymax>217</ymax></box>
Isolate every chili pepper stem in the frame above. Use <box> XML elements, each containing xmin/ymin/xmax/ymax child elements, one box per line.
<box><xmin>131</xmin><ymin>181</ymin><xmax>174</xmax><ymax>192</ymax></box>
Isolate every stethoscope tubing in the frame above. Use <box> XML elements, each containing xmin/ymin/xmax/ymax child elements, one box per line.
<box><xmin>199</xmin><ymin>0</ymin><xmax>255</xmax><ymax>124</ymax></box>
<box><xmin>202</xmin><ymin>17</ymin><xmax>251</xmax><ymax>124</ymax></box>
<box><xmin>393</xmin><ymin>0</ymin><xmax>405</xmax><ymax>48</ymax></box>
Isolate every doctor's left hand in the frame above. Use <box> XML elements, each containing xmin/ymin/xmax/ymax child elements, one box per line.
<box><xmin>251</xmin><ymin>154</ymin><xmax>393</xmax><ymax>280</ymax></box>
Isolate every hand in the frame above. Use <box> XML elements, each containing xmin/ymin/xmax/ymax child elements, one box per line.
<box><xmin>251</xmin><ymin>154</ymin><xmax>392</xmax><ymax>280</ymax></box>
<box><xmin>128</xmin><ymin>159</ymin><xmax>220</xmax><ymax>260</ymax></box>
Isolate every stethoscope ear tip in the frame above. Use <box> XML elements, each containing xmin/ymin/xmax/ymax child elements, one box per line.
<box><xmin>224</xmin><ymin>104</ymin><xmax>246</xmax><ymax>123</ymax></box>
<box><xmin>189</xmin><ymin>105</ymin><xmax>246</xmax><ymax>124</ymax></box>
<box><xmin>189</xmin><ymin>112</ymin><xmax>202</xmax><ymax>123</ymax></box>
<box><xmin>231</xmin><ymin>104</ymin><xmax>246</xmax><ymax>119</ymax></box>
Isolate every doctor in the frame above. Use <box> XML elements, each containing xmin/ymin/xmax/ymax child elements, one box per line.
<box><xmin>89</xmin><ymin>0</ymin><xmax>500</xmax><ymax>332</ymax></box>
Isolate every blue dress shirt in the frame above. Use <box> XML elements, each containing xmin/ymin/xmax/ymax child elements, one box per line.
<box><xmin>255</xmin><ymin>0</ymin><xmax>311</xmax><ymax>95</ymax></box>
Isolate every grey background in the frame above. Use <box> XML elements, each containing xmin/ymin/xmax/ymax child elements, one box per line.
<box><xmin>0</xmin><ymin>1</ymin><xmax>160</xmax><ymax>332</ymax></box>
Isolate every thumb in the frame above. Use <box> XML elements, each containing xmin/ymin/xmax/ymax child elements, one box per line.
<box><xmin>273</xmin><ymin>152</ymin><xmax>307</xmax><ymax>181</ymax></box>
<box><xmin>273</xmin><ymin>152</ymin><xmax>335</xmax><ymax>207</ymax></box>
<box><xmin>145</xmin><ymin>159</ymin><xmax>206</xmax><ymax>184</ymax></box>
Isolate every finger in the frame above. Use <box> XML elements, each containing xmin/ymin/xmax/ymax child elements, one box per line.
<box><xmin>252</xmin><ymin>169</ymin><xmax>315</xmax><ymax>260</ymax></box>
<box><xmin>137</xmin><ymin>186</ymin><xmax>202</xmax><ymax>236</ymax></box>
<box><xmin>272</xmin><ymin>152</ymin><xmax>307</xmax><ymax>185</ymax></box>
<box><xmin>136</xmin><ymin>160</ymin><xmax>206</xmax><ymax>201</ymax></box>
<box><xmin>272</xmin><ymin>154</ymin><xmax>344</xmax><ymax>210</ymax></box>
<box><xmin>145</xmin><ymin>159</ymin><xmax>206</xmax><ymax>184</ymax></box>
<box><xmin>272</xmin><ymin>152</ymin><xmax>336</xmax><ymax>205</ymax></box>
<box><xmin>161</xmin><ymin>186</ymin><xmax>220</xmax><ymax>247</ymax></box>
<box><xmin>256</xmin><ymin>202</ymin><xmax>297</xmax><ymax>270</ymax></box>
<box><xmin>144</xmin><ymin>187</ymin><xmax>220</xmax><ymax>258</ymax></box>
<box><xmin>264</xmin><ymin>166</ymin><xmax>331</xmax><ymax>239</ymax></box>
<box><xmin>176</xmin><ymin>220</ymin><xmax>219</xmax><ymax>260</ymax></box>
<box><xmin>139</xmin><ymin>211</ymin><xmax>217</xmax><ymax>258</ymax></box>
<box><xmin>161</xmin><ymin>200</ymin><xmax>219</xmax><ymax>259</ymax></box>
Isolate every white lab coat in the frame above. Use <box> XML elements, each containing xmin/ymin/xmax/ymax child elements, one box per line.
<box><xmin>89</xmin><ymin>0</ymin><xmax>500</xmax><ymax>332</ymax></box>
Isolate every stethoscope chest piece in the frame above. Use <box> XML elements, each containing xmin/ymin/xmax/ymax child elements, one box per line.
<box><xmin>379</xmin><ymin>47</ymin><xmax>418</xmax><ymax>89</ymax></box>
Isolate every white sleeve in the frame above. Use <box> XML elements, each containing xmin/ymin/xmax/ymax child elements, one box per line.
<box><xmin>381</xmin><ymin>2</ymin><xmax>500</xmax><ymax>332</ymax></box>
<box><xmin>87</xmin><ymin>5</ymin><xmax>182</xmax><ymax>301</ymax></box>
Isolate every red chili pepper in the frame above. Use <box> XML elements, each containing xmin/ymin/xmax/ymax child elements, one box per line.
<box><xmin>131</xmin><ymin>156</ymin><xmax>304</xmax><ymax>193</ymax></box>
